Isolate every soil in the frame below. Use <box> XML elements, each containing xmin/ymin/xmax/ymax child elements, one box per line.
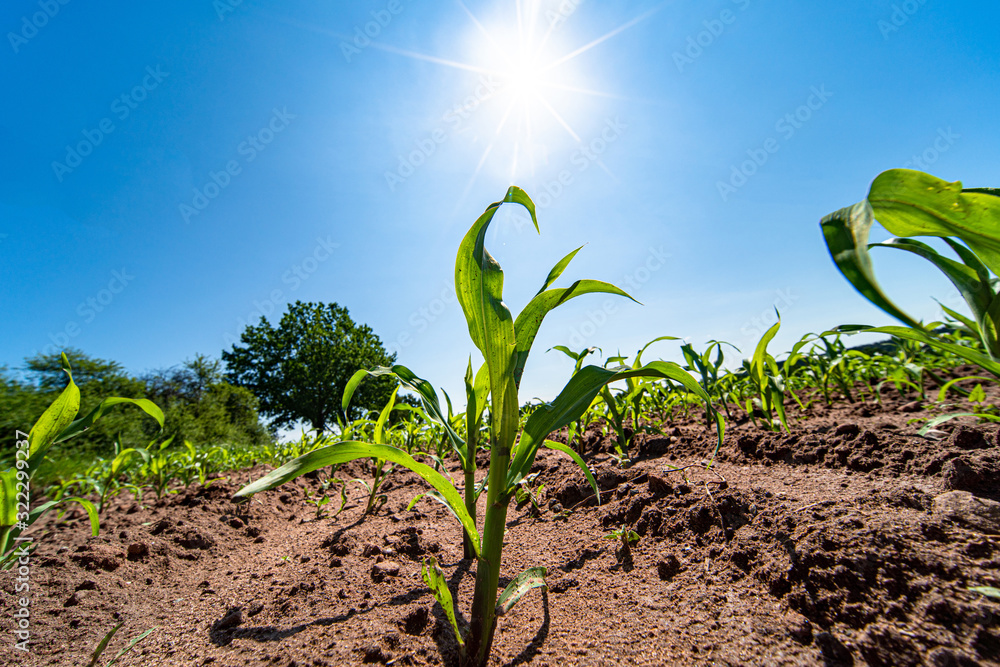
<box><xmin>7</xmin><ymin>365</ymin><xmax>1000</xmax><ymax>666</ymax></box>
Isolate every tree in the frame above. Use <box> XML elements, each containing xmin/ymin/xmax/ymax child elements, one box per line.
<box><xmin>142</xmin><ymin>355</ymin><xmax>273</xmax><ymax>448</ymax></box>
<box><xmin>222</xmin><ymin>301</ymin><xmax>397</xmax><ymax>432</ymax></box>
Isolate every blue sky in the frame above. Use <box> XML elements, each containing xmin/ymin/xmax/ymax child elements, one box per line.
<box><xmin>2</xmin><ymin>0</ymin><xmax>998</xmax><ymax>419</ymax></box>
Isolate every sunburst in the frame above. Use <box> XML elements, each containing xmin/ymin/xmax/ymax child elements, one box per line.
<box><xmin>381</xmin><ymin>1</ymin><xmax>663</xmax><ymax>201</ymax></box>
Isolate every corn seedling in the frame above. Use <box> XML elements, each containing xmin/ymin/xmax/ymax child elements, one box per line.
<box><xmin>234</xmin><ymin>187</ymin><xmax>722</xmax><ymax>667</ymax></box>
<box><xmin>0</xmin><ymin>354</ymin><xmax>163</xmax><ymax>565</ymax></box>
<box><xmin>738</xmin><ymin>317</ymin><xmax>790</xmax><ymax>432</ymax></box>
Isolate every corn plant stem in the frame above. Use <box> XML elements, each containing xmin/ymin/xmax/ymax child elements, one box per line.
<box><xmin>465</xmin><ymin>448</ymin><xmax>512</xmax><ymax>667</ymax></box>
<box><xmin>462</xmin><ymin>463</ymin><xmax>477</xmax><ymax>560</ymax></box>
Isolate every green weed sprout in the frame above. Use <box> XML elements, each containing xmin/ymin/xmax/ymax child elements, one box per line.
<box><xmin>821</xmin><ymin>169</ymin><xmax>1000</xmax><ymax>375</ymax></box>
<box><xmin>233</xmin><ymin>187</ymin><xmax>722</xmax><ymax>667</ymax></box>
<box><xmin>605</xmin><ymin>527</ymin><xmax>640</xmax><ymax>562</ymax></box>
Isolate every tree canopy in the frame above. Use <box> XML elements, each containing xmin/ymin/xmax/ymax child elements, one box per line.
<box><xmin>222</xmin><ymin>301</ymin><xmax>397</xmax><ymax>432</ymax></box>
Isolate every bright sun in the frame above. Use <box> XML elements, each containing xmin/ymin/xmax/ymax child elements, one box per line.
<box><xmin>338</xmin><ymin>0</ymin><xmax>662</xmax><ymax>201</ymax></box>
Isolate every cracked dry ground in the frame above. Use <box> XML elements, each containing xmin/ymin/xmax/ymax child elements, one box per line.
<box><xmin>10</xmin><ymin>380</ymin><xmax>1000</xmax><ymax>666</ymax></box>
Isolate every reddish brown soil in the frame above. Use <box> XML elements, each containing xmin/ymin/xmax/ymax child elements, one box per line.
<box><xmin>7</xmin><ymin>368</ymin><xmax>1000</xmax><ymax>666</ymax></box>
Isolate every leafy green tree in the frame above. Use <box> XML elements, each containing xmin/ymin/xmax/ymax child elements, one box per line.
<box><xmin>222</xmin><ymin>301</ymin><xmax>397</xmax><ymax>432</ymax></box>
<box><xmin>142</xmin><ymin>355</ymin><xmax>273</xmax><ymax>448</ymax></box>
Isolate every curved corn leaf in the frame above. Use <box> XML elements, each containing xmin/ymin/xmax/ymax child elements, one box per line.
<box><xmin>28</xmin><ymin>365</ymin><xmax>81</xmax><ymax>463</ymax></box>
<box><xmin>537</xmin><ymin>245</ymin><xmax>584</xmax><ymax>295</ymax></box>
<box><xmin>496</xmin><ymin>566</ymin><xmax>547</xmax><ymax>616</ymax></box>
<box><xmin>938</xmin><ymin>302</ymin><xmax>980</xmax><ymax>336</ymax></box>
<box><xmin>374</xmin><ymin>386</ymin><xmax>398</xmax><ymax>446</ymax></box>
<box><xmin>51</xmin><ymin>397</ymin><xmax>164</xmax><ymax>458</ymax></box>
<box><xmin>872</xmin><ymin>237</ymin><xmax>998</xmax><ymax>356</ymax></box>
<box><xmin>635</xmin><ymin>335</ymin><xmax>679</xmax><ymax>367</ymax></box>
<box><xmin>233</xmin><ymin>442</ymin><xmax>480</xmax><ymax>556</ymax></box>
<box><xmin>28</xmin><ymin>497</ymin><xmax>99</xmax><ymax>537</ymax></box>
<box><xmin>831</xmin><ymin>325</ymin><xmax>1000</xmax><ymax>378</ymax></box>
<box><xmin>507</xmin><ymin>361</ymin><xmax>722</xmax><ymax>490</ymax></box>
<box><xmin>868</xmin><ymin>169</ymin><xmax>1000</xmax><ymax>276</ymax></box>
<box><xmin>513</xmin><ymin>279</ymin><xmax>635</xmax><ymax>388</ymax></box>
<box><xmin>455</xmin><ymin>187</ymin><xmax>528</xmax><ymax>455</ymax></box>
<box><xmin>821</xmin><ymin>201</ymin><xmax>924</xmax><ymax>330</ymax></box>
<box><xmin>345</xmin><ymin>365</ymin><xmax>466</xmax><ymax>463</ymax></box>
<box><xmin>542</xmin><ymin>439</ymin><xmax>600</xmax><ymax>505</ymax></box>
<box><xmin>87</xmin><ymin>621</ymin><xmax>123</xmax><ymax>667</ymax></box>
<box><xmin>422</xmin><ymin>557</ymin><xmax>464</xmax><ymax>649</ymax></box>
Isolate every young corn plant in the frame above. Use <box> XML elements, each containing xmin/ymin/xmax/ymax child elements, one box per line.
<box><xmin>344</xmin><ymin>384</ymin><xmax>402</xmax><ymax>515</ymax></box>
<box><xmin>233</xmin><ymin>187</ymin><xmax>722</xmax><ymax>667</ymax></box>
<box><xmin>739</xmin><ymin>318</ymin><xmax>790</xmax><ymax>432</ymax></box>
<box><xmin>0</xmin><ymin>354</ymin><xmax>163</xmax><ymax>564</ymax></box>
<box><xmin>821</xmin><ymin>168</ymin><xmax>1000</xmax><ymax>377</ymax></box>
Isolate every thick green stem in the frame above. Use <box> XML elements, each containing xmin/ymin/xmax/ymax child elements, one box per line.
<box><xmin>464</xmin><ymin>448</ymin><xmax>511</xmax><ymax>667</ymax></box>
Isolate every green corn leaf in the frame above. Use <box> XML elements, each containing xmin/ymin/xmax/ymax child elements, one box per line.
<box><xmin>28</xmin><ymin>497</ymin><xmax>100</xmax><ymax>537</ymax></box>
<box><xmin>542</xmin><ymin>439</ymin><xmax>600</xmax><ymax>505</ymax></box>
<box><xmin>868</xmin><ymin>169</ymin><xmax>1000</xmax><ymax>276</ymax></box>
<box><xmin>635</xmin><ymin>335</ymin><xmax>679</xmax><ymax>367</ymax></box>
<box><xmin>872</xmin><ymin>237</ymin><xmax>997</xmax><ymax>355</ymax></box>
<box><xmin>917</xmin><ymin>413</ymin><xmax>976</xmax><ymax>437</ymax></box>
<box><xmin>233</xmin><ymin>442</ymin><xmax>479</xmax><ymax>557</ymax></box>
<box><xmin>821</xmin><ymin>201</ymin><xmax>924</xmax><ymax>330</ymax></box>
<box><xmin>51</xmin><ymin>397</ymin><xmax>164</xmax><ymax>456</ymax></box>
<box><xmin>507</xmin><ymin>361</ymin><xmax>722</xmax><ymax>490</ymax></box>
<box><xmin>537</xmin><ymin>245</ymin><xmax>584</xmax><ymax>295</ymax></box>
<box><xmin>345</xmin><ymin>365</ymin><xmax>466</xmax><ymax>463</ymax></box>
<box><xmin>873</xmin><ymin>238</ymin><xmax>992</xmax><ymax>313</ymax></box>
<box><xmin>455</xmin><ymin>187</ymin><xmax>527</xmax><ymax>455</ymax></box>
<box><xmin>374</xmin><ymin>386</ymin><xmax>399</xmax><ymax>446</ymax></box>
<box><xmin>104</xmin><ymin>625</ymin><xmax>157</xmax><ymax>667</ymax></box>
<box><xmin>422</xmin><ymin>557</ymin><xmax>464</xmax><ymax>647</ymax></box>
<box><xmin>496</xmin><ymin>566</ymin><xmax>547</xmax><ymax>616</ymax></box>
<box><xmin>0</xmin><ymin>469</ymin><xmax>17</xmax><ymax>529</ymax></box>
<box><xmin>751</xmin><ymin>319</ymin><xmax>781</xmax><ymax>382</ymax></box>
<box><xmin>513</xmin><ymin>280</ymin><xmax>636</xmax><ymax>388</ymax></box>
<box><xmin>28</xmin><ymin>363</ymin><xmax>81</xmax><ymax>463</ymax></box>
<box><xmin>939</xmin><ymin>302</ymin><xmax>981</xmax><ymax>335</ymax></box>
<box><xmin>832</xmin><ymin>325</ymin><xmax>1000</xmax><ymax>378</ymax></box>
<box><xmin>937</xmin><ymin>376</ymin><xmax>992</xmax><ymax>402</ymax></box>
<box><xmin>970</xmin><ymin>586</ymin><xmax>1000</xmax><ymax>600</ymax></box>
<box><xmin>87</xmin><ymin>622</ymin><xmax>123</xmax><ymax>667</ymax></box>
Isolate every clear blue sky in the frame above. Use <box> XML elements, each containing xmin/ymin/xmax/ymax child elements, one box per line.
<box><xmin>2</xmin><ymin>1</ymin><xmax>998</xmax><ymax>417</ymax></box>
